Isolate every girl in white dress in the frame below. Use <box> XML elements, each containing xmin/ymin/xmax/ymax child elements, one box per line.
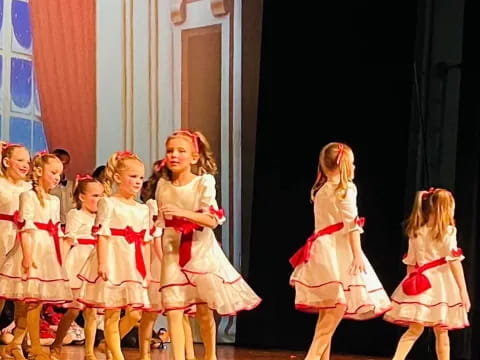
<box><xmin>49</xmin><ymin>175</ymin><xmax>104</xmax><ymax>360</ymax></box>
<box><xmin>155</xmin><ymin>130</ymin><xmax>261</xmax><ymax>360</ymax></box>
<box><xmin>289</xmin><ymin>142</ymin><xmax>391</xmax><ymax>360</ymax></box>
<box><xmin>77</xmin><ymin>151</ymin><xmax>151</xmax><ymax>360</ymax></box>
<box><xmin>0</xmin><ymin>142</ymin><xmax>31</xmax><ymax>317</ymax></box>
<box><xmin>0</xmin><ymin>152</ymin><xmax>72</xmax><ymax>360</ymax></box>
<box><xmin>139</xmin><ymin>165</ymin><xmax>196</xmax><ymax>360</ymax></box>
<box><xmin>0</xmin><ymin>142</ymin><xmax>31</xmax><ymax>359</ymax></box>
<box><xmin>384</xmin><ymin>188</ymin><xmax>470</xmax><ymax>360</ymax></box>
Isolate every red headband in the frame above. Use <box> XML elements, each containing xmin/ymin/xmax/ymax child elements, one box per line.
<box><xmin>116</xmin><ymin>151</ymin><xmax>134</xmax><ymax>160</ymax></box>
<box><xmin>76</xmin><ymin>174</ymin><xmax>93</xmax><ymax>182</ymax></box>
<box><xmin>35</xmin><ymin>150</ymin><xmax>48</xmax><ymax>157</ymax></box>
<box><xmin>335</xmin><ymin>144</ymin><xmax>345</xmax><ymax>165</ymax></box>
<box><xmin>2</xmin><ymin>142</ymin><xmax>22</xmax><ymax>151</ymax></box>
<box><xmin>173</xmin><ymin>130</ymin><xmax>199</xmax><ymax>153</ymax></box>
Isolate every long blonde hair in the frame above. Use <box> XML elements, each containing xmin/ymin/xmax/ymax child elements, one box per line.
<box><xmin>103</xmin><ymin>151</ymin><xmax>143</xmax><ymax>196</ymax></box>
<box><xmin>310</xmin><ymin>142</ymin><xmax>354</xmax><ymax>201</ymax></box>
<box><xmin>0</xmin><ymin>142</ymin><xmax>28</xmax><ymax>177</ymax></box>
<box><xmin>405</xmin><ymin>188</ymin><xmax>455</xmax><ymax>241</ymax></box>
<box><xmin>155</xmin><ymin>130</ymin><xmax>218</xmax><ymax>182</ymax></box>
<box><xmin>31</xmin><ymin>152</ymin><xmax>62</xmax><ymax>207</ymax></box>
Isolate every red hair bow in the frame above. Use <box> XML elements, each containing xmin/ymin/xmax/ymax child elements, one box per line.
<box><xmin>76</xmin><ymin>174</ymin><xmax>93</xmax><ymax>182</ymax></box>
<box><xmin>422</xmin><ymin>187</ymin><xmax>436</xmax><ymax>200</ymax></box>
<box><xmin>336</xmin><ymin>144</ymin><xmax>345</xmax><ymax>165</ymax></box>
<box><xmin>116</xmin><ymin>151</ymin><xmax>133</xmax><ymax>160</ymax></box>
<box><xmin>1</xmin><ymin>142</ymin><xmax>22</xmax><ymax>151</ymax></box>
<box><xmin>154</xmin><ymin>158</ymin><xmax>166</xmax><ymax>172</ymax></box>
<box><xmin>35</xmin><ymin>150</ymin><xmax>48</xmax><ymax>157</ymax></box>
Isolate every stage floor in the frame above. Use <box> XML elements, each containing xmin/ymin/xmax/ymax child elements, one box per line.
<box><xmin>25</xmin><ymin>345</ymin><xmax>388</xmax><ymax>360</ymax></box>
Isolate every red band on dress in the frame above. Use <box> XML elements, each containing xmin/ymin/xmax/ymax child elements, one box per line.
<box><xmin>35</xmin><ymin>220</ymin><xmax>62</xmax><ymax>265</ymax></box>
<box><xmin>165</xmin><ymin>218</ymin><xmax>203</xmax><ymax>267</ymax></box>
<box><xmin>110</xmin><ymin>227</ymin><xmax>147</xmax><ymax>278</ymax></box>
<box><xmin>402</xmin><ymin>257</ymin><xmax>447</xmax><ymax>295</ymax></box>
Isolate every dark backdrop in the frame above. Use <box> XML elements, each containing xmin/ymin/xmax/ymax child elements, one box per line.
<box><xmin>237</xmin><ymin>0</ymin><xmax>418</xmax><ymax>357</ymax></box>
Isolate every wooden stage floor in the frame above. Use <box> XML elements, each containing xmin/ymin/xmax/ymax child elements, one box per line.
<box><xmin>21</xmin><ymin>345</ymin><xmax>388</xmax><ymax>360</ymax></box>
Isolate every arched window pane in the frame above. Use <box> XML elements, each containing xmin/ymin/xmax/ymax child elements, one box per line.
<box><xmin>11</xmin><ymin>0</ymin><xmax>32</xmax><ymax>54</ymax></box>
<box><xmin>10</xmin><ymin>57</ymin><xmax>32</xmax><ymax>113</ymax></box>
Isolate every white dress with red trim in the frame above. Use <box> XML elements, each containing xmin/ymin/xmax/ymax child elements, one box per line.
<box><xmin>289</xmin><ymin>182</ymin><xmax>391</xmax><ymax>320</ymax></box>
<box><xmin>77</xmin><ymin>196</ymin><xmax>151</xmax><ymax>309</ymax></box>
<box><xmin>155</xmin><ymin>174</ymin><xmax>261</xmax><ymax>315</ymax></box>
<box><xmin>384</xmin><ymin>226</ymin><xmax>469</xmax><ymax>330</ymax></box>
<box><xmin>0</xmin><ymin>190</ymin><xmax>72</xmax><ymax>304</ymax></box>
<box><xmin>145</xmin><ymin>199</ymin><xmax>163</xmax><ymax>312</ymax></box>
<box><xmin>63</xmin><ymin>208</ymin><xmax>96</xmax><ymax>309</ymax></box>
<box><xmin>0</xmin><ymin>176</ymin><xmax>31</xmax><ymax>263</ymax></box>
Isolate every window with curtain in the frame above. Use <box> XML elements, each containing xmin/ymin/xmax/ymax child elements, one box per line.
<box><xmin>0</xmin><ymin>0</ymin><xmax>47</xmax><ymax>153</ymax></box>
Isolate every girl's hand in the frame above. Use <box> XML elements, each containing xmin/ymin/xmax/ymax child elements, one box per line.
<box><xmin>160</xmin><ymin>204</ymin><xmax>185</xmax><ymax>218</ymax></box>
<box><xmin>461</xmin><ymin>289</ymin><xmax>471</xmax><ymax>312</ymax></box>
<box><xmin>349</xmin><ymin>255</ymin><xmax>366</xmax><ymax>275</ymax></box>
<box><xmin>21</xmin><ymin>257</ymin><xmax>36</xmax><ymax>278</ymax></box>
<box><xmin>98</xmin><ymin>263</ymin><xmax>108</xmax><ymax>281</ymax></box>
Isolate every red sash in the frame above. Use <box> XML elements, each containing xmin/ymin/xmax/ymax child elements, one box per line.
<box><xmin>164</xmin><ymin>218</ymin><xmax>202</xmax><ymax>267</ymax></box>
<box><xmin>34</xmin><ymin>220</ymin><xmax>62</xmax><ymax>265</ymax></box>
<box><xmin>77</xmin><ymin>238</ymin><xmax>97</xmax><ymax>245</ymax></box>
<box><xmin>0</xmin><ymin>210</ymin><xmax>25</xmax><ymax>241</ymax></box>
<box><xmin>289</xmin><ymin>222</ymin><xmax>344</xmax><ymax>268</ymax></box>
<box><xmin>110</xmin><ymin>227</ymin><xmax>147</xmax><ymax>278</ymax></box>
<box><xmin>402</xmin><ymin>257</ymin><xmax>447</xmax><ymax>295</ymax></box>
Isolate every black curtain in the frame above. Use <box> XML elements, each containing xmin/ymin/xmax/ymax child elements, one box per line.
<box><xmin>237</xmin><ymin>0</ymin><xmax>417</xmax><ymax>357</ymax></box>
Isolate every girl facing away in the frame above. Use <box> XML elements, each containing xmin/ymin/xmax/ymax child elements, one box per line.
<box><xmin>384</xmin><ymin>188</ymin><xmax>470</xmax><ymax>360</ymax></box>
<box><xmin>289</xmin><ymin>142</ymin><xmax>391</xmax><ymax>360</ymax></box>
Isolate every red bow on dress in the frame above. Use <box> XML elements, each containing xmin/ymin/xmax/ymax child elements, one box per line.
<box><xmin>34</xmin><ymin>220</ymin><xmax>62</xmax><ymax>265</ymax></box>
<box><xmin>165</xmin><ymin>218</ymin><xmax>203</xmax><ymax>267</ymax></box>
<box><xmin>402</xmin><ymin>257</ymin><xmax>447</xmax><ymax>295</ymax></box>
<box><xmin>289</xmin><ymin>222</ymin><xmax>345</xmax><ymax>268</ymax></box>
<box><xmin>208</xmin><ymin>206</ymin><xmax>225</xmax><ymax>219</ymax></box>
<box><xmin>110</xmin><ymin>226</ymin><xmax>147</xmax><ymax>278</ymax></box>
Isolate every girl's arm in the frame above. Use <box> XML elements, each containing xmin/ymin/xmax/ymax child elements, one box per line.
<box><xmin>143</xmin><ymin>241</ymin><xmax>152</xmax><ymax>281</ymax></box>
<box><xmin>153</xmin><ymin>237</ymin><xmax>163</xmax><ymax>261</ymax></box>
<box><xmin>161</xmin><ymin>205</ymin><xmax>217</xmax><ymax>229</ymax></box>
<box><xmin>97</xmin><ymin>235</ymin><xmax>109</xmax><ymax>280</ymax></box>
<box><xmin>20</xmin><ymin>230</ymin><xmax>36</xmax><ymax>277</ymax></box>
<box><xmin>347</xmin><ymin>230</ymin><xmax>366</xmax><ymax>275</ymax></box>
<box><xmin>449</xmin><ymin>260</ymin><xmax>471</xmax><ymax>312</ymax></box>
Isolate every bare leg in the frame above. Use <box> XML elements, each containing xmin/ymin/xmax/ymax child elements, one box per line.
<box><xmin>392</xmin><ymin>323</ymin><xmax>425</xmax><ymax>360</ymax></box>
<box><xmin>183</xmin><ymin>315</ymin><xmax>196</xmax><ymax>360</ymax></box>
<box><xmin>305</xmin><ymin>306</ymin><xmax>345</xmax><ymax>360</ymax></box>
<box><xmin>167</xmin><ymin>310</ymin><xmax>186</xmax><ymax>360</ymax></box>
<box><xmin>138</xmin><ymin>312</ymin><xmax>158</xmax><ymax>360</ymax></box>
<box><xmin>196</xmin><ymin>305</ymin><xmax>216</xmax><ymax>360</ymax></box>
<box><xmin>433</xmin><ymin>326</ymin><xmax>450</xmax><ymax>360</ymax></box>
<box><xmin>50</xmin><ymin>308</ymin><xmax>80</xmax><ymax>359</ymax></box>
